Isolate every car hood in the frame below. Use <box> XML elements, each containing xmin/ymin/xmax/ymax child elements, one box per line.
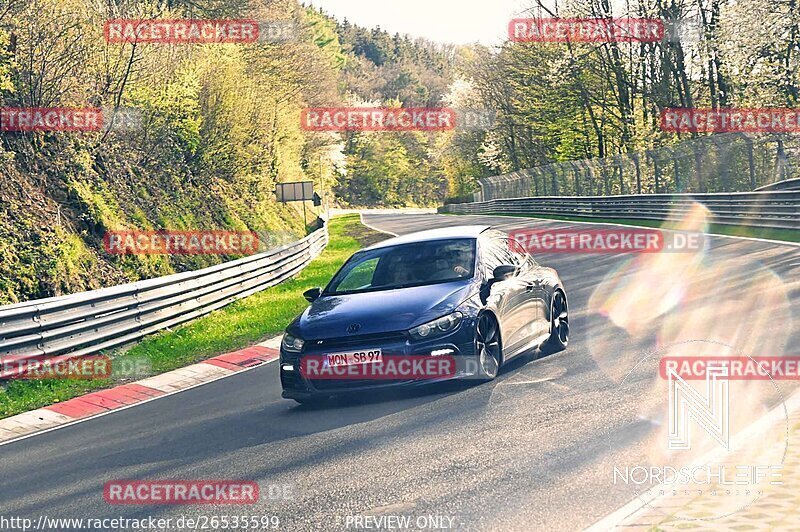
<box><xmin>292</xmin><ymin>280</ymin><xmax>477</xmax><ymax>339</ymax></box>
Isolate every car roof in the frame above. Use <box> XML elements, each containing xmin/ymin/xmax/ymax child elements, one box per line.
<box><xmin>365</xmin><ymin>225</ymin><xmax>492</xmax><ymax>250</ymax></box>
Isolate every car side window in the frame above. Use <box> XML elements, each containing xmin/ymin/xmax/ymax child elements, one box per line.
<box><xmin>479</xmin><ymin>237</ymin><xmax>502</xmax><ymax>279</ymax></box>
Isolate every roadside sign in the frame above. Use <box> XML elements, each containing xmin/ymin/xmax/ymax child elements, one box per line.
<box><xmin>276</xmin><ymin>181</ymin><xmax>314</xmax><ymax>203</ymax></box>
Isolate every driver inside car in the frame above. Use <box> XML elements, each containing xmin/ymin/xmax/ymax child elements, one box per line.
<box><xmin>431</xmin><ymin>247</ymin><xmax>471</xmax><ymax>279</ymax></box>
<box><xmin>451</xmin><ymin>246</ymin><xmax>472</xmax><ymax>276</ymax></box>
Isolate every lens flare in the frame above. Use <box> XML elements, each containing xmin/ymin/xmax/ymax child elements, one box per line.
<box><xmin>586</xmin><ymin>200</ymin><xmax>794</xmax><ymax>521</ymax></box>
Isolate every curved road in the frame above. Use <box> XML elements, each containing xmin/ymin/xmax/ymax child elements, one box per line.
<box><xmin>1</xmin><ymin>212</ymin><xmax>798</xmax><ymax>531</ymax></box>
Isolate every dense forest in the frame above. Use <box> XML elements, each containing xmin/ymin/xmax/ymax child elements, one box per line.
<box><xmin>0</xmin><ymin>0</ymin><xmax>798</xmax><ymax>303</ymax></box>
<box><xmin>332</xmin><ymin>21</ymin><xmax>458</xmax><ymax>206</ymax></box>
<box><xmin>331</xmin><ymin>0</ymin><xmax>799</xmax><ymax>202</ymax></box>
<box><xmin>0</xmin><ymin>0</ymin><xmax>334</xmax><ymax>303</ymax></box>
<box><xmin>461</xmin><ymin>0</ymin><xmax>800</xmax><ymax>196</ymax></box>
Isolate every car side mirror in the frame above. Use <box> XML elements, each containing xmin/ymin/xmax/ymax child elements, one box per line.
<box><xmin>303</xmin><ymin>287</ymin><xmax>322</xmax><ymax>302</ymax></box>
<box><xmin>492</xmin><ymin>265</ymin><xmax>516</xmax><ymax>281</ymax></box>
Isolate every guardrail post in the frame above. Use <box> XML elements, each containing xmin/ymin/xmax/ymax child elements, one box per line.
<box><xmin>666</xmin><ymin>147</ymin><xmax>679</xmax><ymax>193</ymax></box>
<box><xmin>612</xmin><ymin>155</ymin><xmax>624</xmax><ymax>195</ymax></box>
<box><xmin>743</xmin><ymin>135</ymin><xmax>756</xmax><ymax>190</ymax></box>
<box><xmin>569</xmin><ymin>161</ymin><xmax>581</xmax><ymax>196</ymax></box>
<box><xmin>134</xmin><ymin>283</ymin><xmax>142</xmax><ymax>326</ymax></box>
<box><xmin>776</xmin><ymin>135</ymin><xmax>789</xmax><ymax>182</ymax></box>
<box><xmin>647</xmin><ymin>150</ymin><xmax>660</xmax><ymax>193</ymax></box>
<box><xmin>549</xmin><ymin>166</ymin><xmax>559</xmax><ymax>196</ymax></box>
<box><xmin>34</xmin><ymin>304</ymin><xmax>44</xmax><ymax>358</ymax></box>
<box><xmin>692</xmin><ymin>141</ymin><xmax>706</xmax><ymax>193</ymax></box>
<box><xmin>631</xmin><ymin>153</ymin><xmax>642</xmax><ymax>194</ymax></box>
<box><xmin>714</xmin><ymin>139</ymin><xmax>731</xmax><ymax>192</ymax></box>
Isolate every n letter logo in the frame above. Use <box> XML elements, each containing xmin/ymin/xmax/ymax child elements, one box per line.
<box><xmin>667</xmin><ymin>361</ymin><xmax>730</xmax><ymax>450</ymax></box>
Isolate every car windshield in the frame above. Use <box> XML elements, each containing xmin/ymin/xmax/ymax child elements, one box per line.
<box><xmin>325</xmin><ymin>239</ymin><xmax>476</xmax><ymax>295</ymax></box>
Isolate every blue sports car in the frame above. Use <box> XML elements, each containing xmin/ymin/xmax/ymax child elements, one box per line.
<box><xmin>280</xmin><ymin>225</ymin><xmax>569</xmax><ymax>404</ymax></box>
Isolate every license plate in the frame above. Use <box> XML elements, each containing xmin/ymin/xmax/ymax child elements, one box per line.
<box><xmin>326</xmin><ymin>349</ymin><xmax>383</xmax><ymax>367</ymax></box>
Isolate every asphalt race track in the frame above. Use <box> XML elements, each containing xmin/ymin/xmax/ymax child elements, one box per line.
<box><xmin>1</xmin><ymin>212</ymin><xmax>798</xmax><ymax>531</ymax></box>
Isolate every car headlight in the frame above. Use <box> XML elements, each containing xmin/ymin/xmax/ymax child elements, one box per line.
<box><xmin>282</xmin><ymin>333</ymin><xmax>305</xmax><ymax>353</ymax></box>
<box><xmin>409</xmin><ymin>311</ymin><xmax>463</xmax><ymax>340</ymax></box>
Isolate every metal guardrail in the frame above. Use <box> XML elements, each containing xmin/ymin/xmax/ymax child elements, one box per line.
<box><xmin>440</xmin><ymin>191</ymin><xmax>799</xmax><ymax>231</ymax></box>
<box><xmin>756</xmin><ymin>178</ymin><xmax>800</xmax><ymax>192</ymax></box>
<box><xmin>0</xmin><ymin>224</ymin><xmax>328</xmax><ymax>378</ymax></box>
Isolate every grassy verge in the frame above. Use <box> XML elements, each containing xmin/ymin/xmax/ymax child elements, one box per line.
<box><xmin>445</xmin><ymin>211</ymin><xmax>799</xmax><ymax>243</ymax></box>
<box><xmin>0</xmin><ymin>214</ymin><xmax>387</xmax><ymax>419</ymax></box>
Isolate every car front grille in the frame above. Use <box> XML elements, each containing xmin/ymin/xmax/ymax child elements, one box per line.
<box><xmin>304</xmin><ymin>331</ymin><xmax>408</xmax><ymax>351</ymax></box>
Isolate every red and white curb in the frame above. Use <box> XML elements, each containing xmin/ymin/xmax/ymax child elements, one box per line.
<box><xmin>0</xmin><ymin>336</ymin><xmax>282</xmax><ymax>446</ymax></box>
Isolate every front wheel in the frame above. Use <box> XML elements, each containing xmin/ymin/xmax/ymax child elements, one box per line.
<box><xmin>543</xmin><ymin>290</ymin><xmax>569</xmax><ymax>353</ymax></box>
<box><xmin>475</xmin><ymin>314</ymin><xmax>502</xmax><ymax>381</ymax></box>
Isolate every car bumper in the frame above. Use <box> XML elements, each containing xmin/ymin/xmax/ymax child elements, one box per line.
<box><xmin>280</xmin><ymin>327</ymin><xmax>477</xmax><ymax>398</ymax></box>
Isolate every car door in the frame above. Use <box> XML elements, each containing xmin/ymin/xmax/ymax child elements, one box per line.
<box><xmin>478</xmin><ymin>233</ymin><xmax>529</xmax><ymax>357</ymax></box>
<box><xmin>514</xmin><ymin>247</ymin><xmax>551</xmax><ymax>345</ymax></box>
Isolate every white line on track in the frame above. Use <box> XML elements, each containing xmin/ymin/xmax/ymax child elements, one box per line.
<box><xmin>359</xmin><ymin>212</ymin><xmax>399</xmax><ymax>237</ymax></box>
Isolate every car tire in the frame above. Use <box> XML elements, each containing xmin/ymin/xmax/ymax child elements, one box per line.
<box><xmin>543</xmin><ymin>290</ymin><xmax>569</xmax><ymax>353</ymax></box>
<box><xmin>475</xmin><ymin>314</ymin><xmax>502</xmax><ymax>381</ymax></box>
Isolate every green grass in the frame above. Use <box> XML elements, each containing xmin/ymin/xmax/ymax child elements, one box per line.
<box><xmin>0</xmin><ymin>214</ymin><xmax>386</xmax><ymax>419</ymax></box>
<box><xmin>446</xmin><ymin>211</ymin><xmax>799</xmax><ymax>243</ymax></box>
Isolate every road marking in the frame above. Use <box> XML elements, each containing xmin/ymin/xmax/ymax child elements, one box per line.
<box><xmin>504</xmin><ymin>378</ymin><xmax>555</xmax><ymax>385</ymax></box>
<box><xmin>360</xmin><ymin>212</ymin><xmax>399</xmax><ymax>236</ymax></box>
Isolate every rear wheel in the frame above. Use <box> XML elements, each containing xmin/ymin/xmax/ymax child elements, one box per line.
<box><xmin>475</xmin><ymin>314</ymin><xmax>501</xmax><ymax>381</ymax></box>
<box><xmin>544</xmin><ymin>290</ymin><xmax>569</xmax><ymax>353</ymax></box>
